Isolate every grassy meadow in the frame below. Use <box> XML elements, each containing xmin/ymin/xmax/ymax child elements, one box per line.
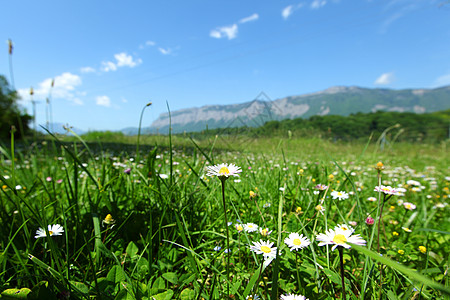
<box><xmin>0</xmin><ymin>133</ymin><xmax>449</xmax><ymax>299</ymax></box>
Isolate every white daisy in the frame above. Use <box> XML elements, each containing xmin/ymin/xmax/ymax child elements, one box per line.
<box><xmin>35</xmin><ymin>224</ymin><xmax>64</xmax><ymax>239</ymax></box>
<box><xmin>250</xmin><ymin>240</ymin><xmax>277</xmax><ymax>259</ymax></box>
<box><xmin>206</xmin><ymin>163</ymin><xmax>242</xmax><ymax>180</ymax></box>
<box><xmin>259</xmin><ymin>227</ymin><xmax>272</xmax><ymax>236</ymax></box>
<box><xmin>403</xmin><ymin>202</ymin><xmax>416</xmax><ymax>210</ymax></box>
<box><xmin>334</xmin><ymin>224</ymin><xmax>354</xmax><ymax>233</ymax></box>
<box><xmin>246</xmin><ymin>295</ymin><xmax>260</xmax><ymax>300</ymax></box>
<box><xmin>280</xmin><ymin>294</ymin><xmax>309</xmax><ymax>300</ymax></box>
<box><xmin>315</xmin><ymin>203</ymin><xmax>325</xmax><ymax>215</ymax></box>
<box><xmin>235</xmin><ymin>223</ymin><xmax>244</xmax><ymax>232</ymax></box>
<box><xmin>374</xmin><ymin>185</ymin><xmax>398</xmax><ymax>195</ymax></box>
<box><xmin>331</xmin><ymin>190</ymin><xmax>349</xmax><ymax>200</ymax></box>
<box><xmin>244</xmin><ymin>223</ymin><xmax>259</xmax><ymax>233</ymax></box>
<box><xmin>284</xmin><ymin>232</ymin><xmax>311</xmax><ymax>251</ymax></box>
<box><xmin>316</xmin><ymin>226</ymin><xmax>366</xmax><ymax>251</ymax></box>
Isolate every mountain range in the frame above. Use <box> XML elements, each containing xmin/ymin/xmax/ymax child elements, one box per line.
<box><xmin>41</xmin><ymin>85</ymin><xmax>450</xmax><ymax>135</ymax></box>
<box><xmin>138</xmin><ymin>85</ymin><xmax>450</xmax><ymax>134</ymax></box>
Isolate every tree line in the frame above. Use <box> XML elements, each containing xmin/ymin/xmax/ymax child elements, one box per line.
<box><xmin>189</xmin><ymin>110</ymin><xmax>450</xmax><ymax>142</ymax></box>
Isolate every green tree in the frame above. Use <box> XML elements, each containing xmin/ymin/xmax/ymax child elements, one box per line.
<box><xmin>0</xmin><ymin>75</ymin><xmax>32</xmax><ymax>139</ymax></box>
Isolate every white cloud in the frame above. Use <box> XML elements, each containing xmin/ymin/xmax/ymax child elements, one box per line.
<box><xmin>101</xmin><ymin>52</ymin><xmax>142</xmax><ymax>72</ymax></box>
<box><xmin>80</xmin><ymin>66</ymin><xmax>95</xmax><ymax>73</ymax></box>
<box><xmin>433</xmin><ymin>73</ymin><xmax>450</xmax><ymax>87</ymax></box>
<box><xmin>101</xmin><ymin>61</ymin><xmax>117</xmax><ymax>72</ymax></box>
<box><xmin>239</xmin><ymin>13</ymin><xmax>259</xmax><ymax>23</ymax></box>
<box><xmin>158</xmin><ymin>47</ymin><xmax>172</xmax><ymax>55</ymax></box>
<box><xmin>96</xmin><ymin>95</ymin><xmax>111</xmax><ymax>107</ymax></box>
<box><xmin>18</xmin><ymin>72</ymin><xmax>83</xmax><ymax>105</ymax></box>
<box><xmin>374</xmin><ymin>72</ymin><xmax>395</xmax><ymax>85</ymax></box>
<box><xmin>115</xmin><ymin>52</ymin><xmax>142</xmax><ymax>67</ymax></box>
<box><xmin>210</xmin><ymin>24</ymin><xmax>238</xmax><ymax>40</ymax></box>
<box><xmin>139</xmin><ymin>40</ymin><xmax>156</xmax><ymax>49</ymax></box>
<box><xmin>282</xmin><ymin>5</ymin><xmax>294</xmax><ymax>19</ymax></box>
<box><xmin>282</xmin><ymin>4</ymin><xmax>305</xmax><ymax>19</ymax></box>
<box><xmin>311</xmin><ymin>0</ymin><xmax>327</xmax><ymax>9</ymax></box>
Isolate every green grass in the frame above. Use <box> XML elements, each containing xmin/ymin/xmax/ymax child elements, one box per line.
<box><xmin>0</xmin><ymin>134</ymin><xmax>448</xmax><ymax>299</ymax></box>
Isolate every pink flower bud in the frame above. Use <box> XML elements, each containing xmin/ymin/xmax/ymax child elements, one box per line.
<box><xmin>365</xmin><ymin>217</ymin><xmax>375</xmax><ymax>226</ymax></box>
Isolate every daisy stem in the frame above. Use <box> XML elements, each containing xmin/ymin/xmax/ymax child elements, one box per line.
<box><xmin>220</xmin><ymin>179</ymin><xmax>230</xmax><ymax>299</ymax></box>
<box><xmin>254</xmin><ymin>198</ymin><xmax>266</xmax><ymax>228</ymax></box>
<box><xmin>295</xmin><ymin>251</ymin><xmax>301</xmax><ymax>290</ymax></box>
<box><xmin>377</xmin><ymin>194</ymin><xmax>386</xmax><ymax>253</ymax></box>
<box><xmin>338</xmin><ymin>247</ymin><xmax>347</xmax><ymax>300</ymax></box>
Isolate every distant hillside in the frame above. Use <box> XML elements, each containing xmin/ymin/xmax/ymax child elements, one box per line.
<box><xmin>140</xmin><ymin>85</ymin><xmax>450</xmax><ymax>134</ymax></box>
<box><xmin>190</xmin><ymin>110</ymin><xmax>450</xmax><ymax>142</ymax></box>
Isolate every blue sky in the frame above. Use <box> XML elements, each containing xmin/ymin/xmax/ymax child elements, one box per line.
<box><xmin>2</xmin><ymin>0</ymin><xmax>450</xmax><ymax>131</ymax></box>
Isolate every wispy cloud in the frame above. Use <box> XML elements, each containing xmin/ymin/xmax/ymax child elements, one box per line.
<box><xmin>282</xmin><ymin>3</ymin><xmax>305</xmax><ymax>20</ymax></box>
<box><xmin>374</xmin><ymin>72</ymin><xmax>395</xmax><ymax>85</ymax></box>
<box><xmin>433</xmin><ymin>73</ymin><xmax>450</xmax><ymax>87</ymax></box>
<box><xmin>282</xmin><ymin>5</ymin><xmax>294</xmax><ymax>19</ymax></box>
<box><xmin>158</xmin><ymin>47</ymin><xmax>172</xmax><ymax>55</ymax></box>
<box><xmin>239</xmin><ymin>13</ymin><xmax>259</xmax><ymax>23</ymax></box>
<box><xmin>311</xmin><ymin>0</ymin><xmax>327</xmax><ymax>9</ymax></box>
<box><xmin>80</xmin><ymin>66</ymin><xmax>95</xmax><ymax>73</ymax></box>
<box><xmin>210</xmin><ymin>24</ymin><xmax>238</xmax><ymax>40</ymax></box>
<box><xmin>101</xmin><ymin>52</ymin><xmax>142</xmax><ymax>72</ymax></box>
<box><xmin>210</xmin><ymin>13</ymin><xmax>259</xmax><ymax>40</ymax></box>
<box><xmin>101</xmin><ymin>61</ymin><xmax>117</xmax><ymax>72</ymax></box>
<box><xmin>139</xmin><ymin>40</ymin><xmax>156</xmax><ymax>49</ymax></box>
<box><xmin>379</xmin><ymin>0</ymin><xmax>422</xmax><ymax>33</ymax></box>
<box><xmin>96</xmin><ymin>95</ymin><xmax>111</xmax><ymax>107</ymax></box>
<box><xmin>18</xmin><ymin>72</ymin><xmax>84</xmax><ymax>105</ymax></box>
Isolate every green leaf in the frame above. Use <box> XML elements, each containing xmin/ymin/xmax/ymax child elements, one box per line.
<box><xmin>69</xmin><ymin>281</ymin><xmax>89</xmax><ymax>294</ymax></box>
<box><xmin>107</xmin><ymin>265</ymin><xmax>126</xmax><ymax>284</ymax></box>
<box><xmin>323</xmin><ymin>268</ymin><xmax>341</xmax><ymax>285</ymax></box>
<box><xmin>179</xmin><ymin>288</ymin><xmax>195</xmax><ymax>300</ymax></box>
<box><xmin>151</xmin><ymin>276</ymin><xmax>166</xmax><ymax>294</ymax></box>
<box><xmin>126</xmin><ymin>241</ymin><xmax>139</xmax><ymax>259</ymax></box>
<box><xmin>152</xmin><ymin>289</ymin><xmax>174</xmax><ymax>300</ymax></box>
<box><xmin>162</xmin><ymin>272</ymin><xmax>178</xmax><ymax>285</ymax></box>
<box><xmin>0</xmin><ymin>288</ymin><xmax>31</xmax><ymax>299</ymax></box>
<box><xmin>387</xmin><ymin>290</ymin><xmax>399</xmax><ymax>300</ymax></box>
<box><xmin>115</xmin><ymin>289</ymin><xmax>136</xmax><ymax>300</ymax></box>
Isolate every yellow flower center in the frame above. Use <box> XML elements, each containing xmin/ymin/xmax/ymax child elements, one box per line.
<box><xmin>49</xmin><ymin>231</ymin><xmax>53</xmax><ymax>235</ymax></box>
<box><xmin>333</xmin><ymin>234</ymin><xmax>347</xmax><ymax>244</ymax></box>
<box><xmin>293</xmin><ymin>238</ymin><xmax>302</xmax><ymax>246</ymax></box>
<box><xmin>261</xmin><ymin>229</ymin><xmax>268</xmax><ymax>236</ymax></box>
<box><xmin>219</xmin><ymin>167</ymin><xmax>230</xmax><ymax>175</ymax></box>
<box><xmin>260</xmin><ymin>246</ymin><xmax>271</xmax><ymax>253</ymax></box>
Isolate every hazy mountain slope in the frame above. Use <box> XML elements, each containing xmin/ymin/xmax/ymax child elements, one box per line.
<box><xmin>142</xmin><ymin>85</ymin><xmax>450</xmax><ymax>134</ymax></box>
